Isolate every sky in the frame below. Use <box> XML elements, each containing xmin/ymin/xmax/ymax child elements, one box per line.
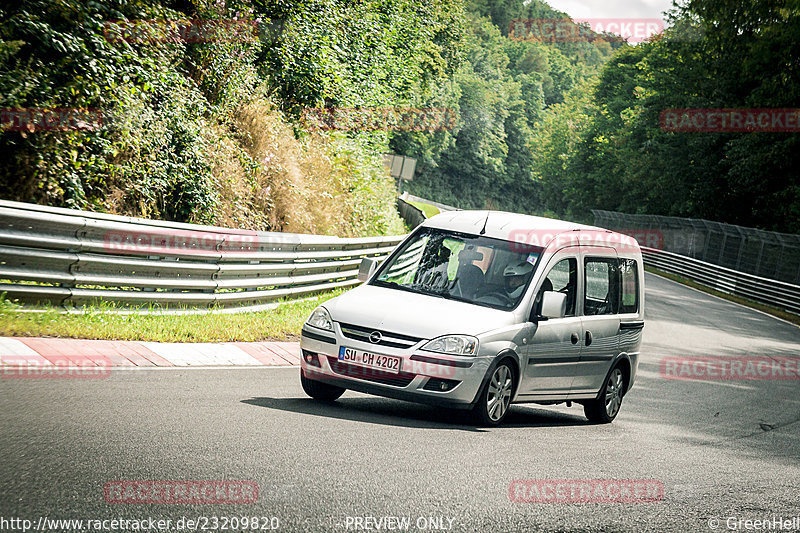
<box><xmin>542</xmin><ymin>0</ymin><xmax>676</xmax><ymax>20</ymax></box>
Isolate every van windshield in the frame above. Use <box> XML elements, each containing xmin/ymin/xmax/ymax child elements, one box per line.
<box><xmin>371</xmin><ymin>228</ymin><xmax>543</xmax><ymax>310</ymax></box>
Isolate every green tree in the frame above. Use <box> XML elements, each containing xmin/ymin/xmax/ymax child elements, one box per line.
<box><xmin>556</xmin><ymin>0</ymin><xmax>800</xmax><ymax>232</ymax></box>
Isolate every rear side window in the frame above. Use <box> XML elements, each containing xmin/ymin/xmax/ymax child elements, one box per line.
<box><xmin>584</xmin><ymin>258</ymin><xmax>620</xmax><ymax>316</ymax></box>
<box><xmin>620</xmin><ymin>259</ymin><xmax>639</xmax><ymax>313</ymax></box>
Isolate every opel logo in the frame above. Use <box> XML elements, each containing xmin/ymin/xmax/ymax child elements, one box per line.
<box><xmin>368</xmin><ymin>331</ymin><xmax>383</xmax><ymax>344</ymax></box>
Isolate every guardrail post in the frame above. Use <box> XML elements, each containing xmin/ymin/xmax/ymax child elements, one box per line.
<box><xmin>700</xmin><ymin>221</ymin><xmax>712</xmax><ymax>262</ymax></box>
<box><xmin>734</xmin><ymin>226</ymin><xmax>745</xmax><ymax>271</ymax></box>
<box><xmin>774</xmin><ymin>243</ymin><xmax>785</xmax><ymax>280</ymax></box>
<box><xmin>717</xmin><ymin>229</ymin><xmax>728</xmax><ymax>266</ymax></box>
<box><xmin>755</xmin><ymin>239</ymin><xmax>765</xmax><ymax>277</ymax></box>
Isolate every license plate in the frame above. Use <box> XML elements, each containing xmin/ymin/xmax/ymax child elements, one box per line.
<box><xmin>338</xmin><ymin>346</ymin><xmax>401</xmax><ymax>374</ymax></box>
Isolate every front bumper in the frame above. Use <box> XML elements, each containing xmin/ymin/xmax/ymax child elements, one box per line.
<box><xmin>299</xmin><ymin>323</ymin><xmax>491</xmax><ymax>409</ymax></box>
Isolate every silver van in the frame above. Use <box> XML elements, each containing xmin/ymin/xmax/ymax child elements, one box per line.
<box><xmin>299</xmin><ymin>211</ymin><xmax>645</xmax><ymax>425</ymax></box>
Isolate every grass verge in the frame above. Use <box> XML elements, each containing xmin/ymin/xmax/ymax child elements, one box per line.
<box><xmin>408</xmin><ymin>200</ymin><xmax>440</xmax><ymax>218</ymax></box>
<box><xmin>645</xmin><ymin>266</ymin><xmax>800</xmax><ymax>326</ymax></box>
<box><xmin>0</xmin><ymin>289</ymin><xmax>347</xmax><ymax>343</ymax></box>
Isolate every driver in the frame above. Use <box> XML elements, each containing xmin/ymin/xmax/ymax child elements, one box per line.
<box><xmin>503</xmin><ymin>261</ymin><xmax>534</xmax><ymax>301</ymax></box>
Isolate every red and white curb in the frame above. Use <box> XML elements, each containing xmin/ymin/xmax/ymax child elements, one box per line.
<box><xmin>0</xmin><ymin>337</ymin><xmax>300</xmax><ymax>368</ymax></box>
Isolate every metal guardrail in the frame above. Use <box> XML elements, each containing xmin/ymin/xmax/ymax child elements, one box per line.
<box><xmin>0</xmin><ymin>200</ymin><xmax>404</xmax><ymax>312</ymax></box>
<box><xmin>396</xmin><ymin>198</ymin><xmax>426</xmax><ymax>230</ymax></box>
<box><xmin>594</xmin><ymin>209</ymin><xmax>800</xmax><ymax>315</ymax></box>
<box><xmin>642</xmin><ymin>247</ymin><xmax>800</xmax><ymax>316</ymax></box>
<box><xmin>593</xmin><ymin>209</ymin><xmax>800</xmax><ymax>285</ymax></box>
<box><xmin>397</xmin><ymin>192</ymin><xmax>458</xmax><ymax>230</ymax></box>
<box><xmin>401</xmin><ymin>192</ymin><xmax>458</xmax><ymax>213</ymax></box>
<box><xmin>8</xmin><ymin>196</ymin><xmax>795</xmax><ymax>317</ymax></box>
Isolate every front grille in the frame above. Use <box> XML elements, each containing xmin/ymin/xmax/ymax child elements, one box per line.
<box><xmin>327</xmin><ymin>357</ymin><xmax>415</xmax><ymax>387</ymax></box>
<box><xmin>338</xmin><ymin>322</ymin><xmax>423</xmax><ymax>349</ymax></box>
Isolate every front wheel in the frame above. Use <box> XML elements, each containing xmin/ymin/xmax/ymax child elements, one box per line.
<box><xmin>472</xmin><ymin>361</ymin><xmax>515</xmax><ymax>426</ymax></box>
<box><xmin>584</xmin><ymin>366</ymin><xmax>625</xmax><ymax>424</ymax></box>
<box><xmin>301</xmin><ymin>373</ymin><xmax>345</xmax><ymax>401</ymax></box>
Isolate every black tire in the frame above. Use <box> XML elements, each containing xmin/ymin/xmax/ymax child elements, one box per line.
<box><xmin>584</xmin><ymin>366</ymin><xmax>625</xmax><ymax>424</ymax></box>
<box><xmin>301</xmin><ymin>373</ymin><xmax>345</xmax><ymax>401</ymax></box>
<box><xmin>472</xmin><ymin>360</ymin><xmax>515</xmax><ymax>426</ymax></box>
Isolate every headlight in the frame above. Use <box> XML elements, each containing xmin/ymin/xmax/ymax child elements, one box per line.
<box><xmin>306</xmin><ymin>306</ymin><xmax>333</xmax><ymax>331</ymax></box>
<box><xmin>422</xmin><ymin>335</ymin><xmax>479</xmax><ymax>356</ymax></box>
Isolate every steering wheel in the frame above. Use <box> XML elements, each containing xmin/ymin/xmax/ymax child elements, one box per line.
<box><xmin>417</xmin><ymin>270</ymin><xmax>448</xmax><ymax>291</ymax></box>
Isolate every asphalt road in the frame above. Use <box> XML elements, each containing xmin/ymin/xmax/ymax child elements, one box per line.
<box><xmin>1</xmin><ymin>273</ymin><xmax>799</xmax><ymax>532</ymax></box>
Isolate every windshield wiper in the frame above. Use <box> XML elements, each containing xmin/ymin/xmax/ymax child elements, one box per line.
<box><xmin>436</xmin><ymin>292</ymin><xmax>472</xmax><ymax>304</ymax></box>
<box><xmin>375</xmin><ymin>280</ymin><xmax>439</xmax><ymax>298</ymax></box>
<box><xmin>375</xmin><ymin>279</ymin><xmax>410</xmax><ymax>292</ymax></box>
<box><xmin>407</xmin><ymin>282</ymin><xmax>449</xmax><ymax>299</ymax></box>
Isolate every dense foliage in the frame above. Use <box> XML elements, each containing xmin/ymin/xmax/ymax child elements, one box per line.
<box><xmin>0</xmin><ymin>0</ymin><xmax>461</xmax><ymax>235</ymax></box>
<box><xmin>401</xmin><ymin>0</ymin><xmax>799</xmax><ymax>233</ymax></box>
<box><xmin>519</xmin><ymin>0</ymin><xmax>800</xmax><ymax>231</ymax></box>
<box><xmin>395</xmin><ymin>0</ymin><xmax>623</xmax><ymax>214</ymax></box>
<box><xmin>1</xmin><ymin>0</ymin><xmax>797</xmax><ymax>234</ymax></box>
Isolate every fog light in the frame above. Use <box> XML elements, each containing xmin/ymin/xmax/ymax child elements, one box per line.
<box><xmin>423</xmin><ymin>378</ymin><xmax>461</xmax><ymax>392</ymax></box>
<box><xmin>302</xmin><ymin>350</ymin><xmax>321</xmax><ymax>368</ymax></box>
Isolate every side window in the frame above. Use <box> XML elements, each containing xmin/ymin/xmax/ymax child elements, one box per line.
<box><xmin>620</xmin><ymin>259</ymin><xmax>639</xmax><ymax>313</ymax></box>
<box><xmin>383</xmin><ymin>235</ymin><xmax>428</xmax><ymax>284</ymax></box>
<box><xmin>535</xmin><ymin>258</ymin><xmax>577</xmax><ymax>317</ymax></box>
<box><xmin>584</xmin><ymin>258</ymin><xmax>620</xmax><ymax>316</ymax></box>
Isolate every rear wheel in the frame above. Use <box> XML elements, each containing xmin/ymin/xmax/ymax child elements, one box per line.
<box><xmin>584</xmin><ymin>366</ymin><xmax>625</xmax><ymax>424</ymax></box>
<box><xmin>301</xmin><ymin>373</ymin><xmax>345</xmax><ymax>401</ymax></box>
<box><xmin>472</xmin><ymin>361</ymin><xmax>515</xmax><ymax>426</ymax></box>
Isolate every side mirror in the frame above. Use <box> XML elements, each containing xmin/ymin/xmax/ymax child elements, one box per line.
<box><xmin>357</xmin><ymin>257</ymin><xmax>379</xmax><ymax>282</ymax></box>
<box><xmin>540</xmin><ymin>291</ymin><xmax>567</xmax><ymax>320</ymax></box>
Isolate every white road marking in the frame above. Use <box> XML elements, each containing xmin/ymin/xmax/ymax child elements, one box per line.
<box><xmin>140</xmin><ymin>342</ymin><xmax>263</xmax><ymax>366</ymax></box>
<box><xmin>0</xmin><ymin>338</ymin><xmax>54</xmax><ymax>365</ymax></box>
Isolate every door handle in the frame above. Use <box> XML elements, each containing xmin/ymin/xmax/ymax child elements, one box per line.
<box><xmin>570</xmin><ymin>333</ymin><xmax>579</xmax><ymax>345</ymax></box>
<box><xmin>585</xmin><ymin>331</ymin><xmax>593</xmax><ymax>346</ymax></box>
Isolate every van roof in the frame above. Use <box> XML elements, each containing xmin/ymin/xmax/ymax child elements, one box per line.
<box><xmin>422</xmin><ymin>210</ymin><xmax>639</xmax><ymax>251</ymax></box>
